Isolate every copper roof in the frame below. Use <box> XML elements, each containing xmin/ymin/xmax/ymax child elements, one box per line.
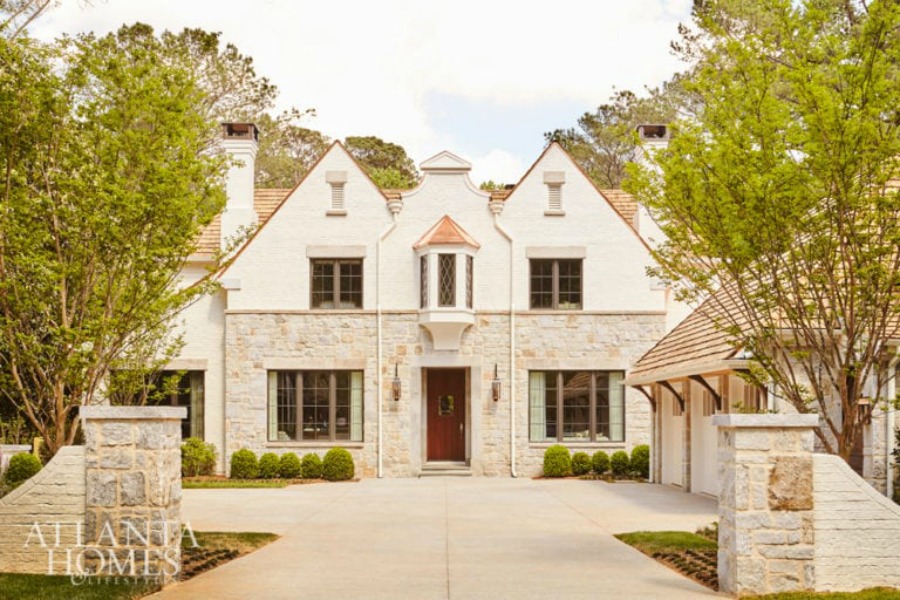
<box><xmin>413</xmin><ymin>215</ymin><xmax>481</xmax><ymax>250</ymax></box>
<box><xmin>195</xmin><ymin>188</ymin><xmax>291</xmax><ymax>255</ymax></box>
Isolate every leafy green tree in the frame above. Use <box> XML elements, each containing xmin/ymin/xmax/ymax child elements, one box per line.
<box><xmin>255</xmin><ymin>110</ymin><xmax>329</xmax><ymax>188</ymax></box>
<box><xmin>344</xmin><ymin>136</ymin><xmax>418</xmax><ymax>189</ymax></box>
<box><xmin>546</xmin><ymin>85</ymin><xmax>681</xmax><ymax>189</ymax></box>
<box><xmin>479</xmin><ymin>180</ymin><xmax>509</xmax><ymax>191</ymax></box>
<box><xmin>626</xmin><ymin>0</ymin><xmax>900</xmax><ymax>459</ymax></box>
<box><xmin>0</xmin><ymin>31</ymin><xmax>225</xmax><ymax>455</ymax></box>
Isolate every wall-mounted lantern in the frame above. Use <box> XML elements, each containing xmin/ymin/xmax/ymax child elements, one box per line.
<box><xmin>857</xmin><ymin>396</ymin><xmax>873</xmax><ymax>425</ymax></box>
<box><xmin>492</xmin><ymin>363</ymin><xmax>501</xmax><ymax>402</ymax></box>
<box><xmin>392</xmin><ymin>363</ymin><xmax>401</xmax><ymax>402</ymax></box>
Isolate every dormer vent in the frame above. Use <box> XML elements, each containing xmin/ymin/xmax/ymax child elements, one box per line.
<box><xmin>543</xmin><ymin>171</ymin><xmax>565</xmax><ymax>215</ymax></box>
<box><xmin>326</xmin><ymin>171</ymin><xmax>348</xmax><ymax>215</ymax></box>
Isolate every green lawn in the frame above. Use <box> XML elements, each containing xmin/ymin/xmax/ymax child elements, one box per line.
<box><xmin>0</xmin><ymin>531</ymin><xmax>279</xmax><ymax>600</ymax></box>
<box><xmin>616</xmin><ymin>530</ymin><xmax>900</xmax><ymax>599</ymax></box>
<box><xmin>182</xmin><ymin>479</ymin><xmax>290</xmax><ymax>489</ymax></box>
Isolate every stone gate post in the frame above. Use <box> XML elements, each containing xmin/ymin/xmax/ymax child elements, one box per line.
<box><xmin>80</xmin><ymin>406</ymin><xmax>185</xmax><ymax>584</ymax></box>
<box><xmin>713</xmin><ymin>414</ymin><xmax>819</xmax><ymax>596</ymax></box>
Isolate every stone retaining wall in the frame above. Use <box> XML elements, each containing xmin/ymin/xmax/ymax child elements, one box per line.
<box><xmin>715</xmin><ymin>414</ymin><xmax>900</xmax><ymax>596</ymax></box>
<box><xmin>0</xmin><ymin>446</ymin><xmax>86</xmax><ymax>574</ymax></box>
<box><xmin>813</xmin><ymin>453</ymin><xmax>900</xmax><ymax>592</ymax></box>
<box><xmin>0</xmin><ymin>408</ymin><xmax>184</xmax><ymax>583</ymax></box>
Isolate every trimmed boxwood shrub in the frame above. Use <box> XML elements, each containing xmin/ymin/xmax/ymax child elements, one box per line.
<box><xmin>630</xmin><ymin>444</ymin><xmax>650</xmax><ymax>479</ymax></box>
<box><xmin>610</xmin><ymin>450</ymin><xmax>630</xmax><ymax>478</ymax></box>
<box><xmin>230</xmin><ymin>449</ymin><xmax>259</xmax><ymax>479</ymax></box>
<box><xmin>542</xmin><ymin>445</ymin><xmax>571</xmax><ymax>477</ymax></box>
<box><xmin>592</xmin><ymin>450</ymin><xmax>610</xmax><ymax>475</ymax></box>
<box><xmin>4</xmin><ymin>452</ymin><xmax>42</xmax><ymax>489</ymax></box>
<box><xmin>278</xmin><ymin>452</ymin><xmax>302</xmax><ymax>479</ymax></box>
<box><xmin>571</xmin><ymin>452</ymin><xmax>592</xmax><ymax>476</ymax></box>
<box><xmin>321</xmin><ymin>448</ymin><xmax>354</xmax><ymax>481</ymax></box>
<box><xmin>181</xmin><ymin>437</ymin><xmax>217</xmax><ymax>477</ymax></box>
<box><xmin>258</xmin><ymin>452</ymin><xmax>280</xmax><ymax>479</ymax></box>
<box><xmin>300</xmin><ymin>453</ymin><xmax>323</xmax><ymax>479</ymax></box>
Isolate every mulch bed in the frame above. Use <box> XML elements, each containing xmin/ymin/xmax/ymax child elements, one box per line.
<box><xmin>651</xmin><ymin>548</ymin><xmax>719</xmax><ymax>591</ymax></box>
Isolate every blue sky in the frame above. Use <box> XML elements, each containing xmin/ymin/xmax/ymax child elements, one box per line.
<box><xmin>33</xmin><ymin>0</ymin><xmax>692</xmax><ymax>184</ymax></box>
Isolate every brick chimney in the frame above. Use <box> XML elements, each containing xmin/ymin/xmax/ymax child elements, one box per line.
<box><xmin>220</xmin><ymin>123</ymin><xmax>259</xmax><ymax>246</ymax></box>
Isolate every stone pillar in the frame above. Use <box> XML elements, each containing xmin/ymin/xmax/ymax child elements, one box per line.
<box><xmin>713</xmin><ymin>414</ymin><xmax>819</xmax><ymax>596</ymax></box>
<box><xmin>80</xmin><ymin>406</ymin><xmax>185</xmax><ymax>584</ymax></box>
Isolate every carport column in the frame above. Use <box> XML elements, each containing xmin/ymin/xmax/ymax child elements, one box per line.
<box><xmin>681</xmin><ymin>381</ymin><xmax>691</xmax><ymax>493</ymax></box>
<box><xmin>713</xmin><ymin>414</ymin><xmax>818</xmax><ymax>596</ymax></box>
<box><xmin>652</xmin><ymin>384</ymin><xmax>662</xmax><ymax>483</ymax></box>
<box><xmin>81</xmin><ymin>406</ymin><xmax>185</xmax><ymax>584</ymax></box>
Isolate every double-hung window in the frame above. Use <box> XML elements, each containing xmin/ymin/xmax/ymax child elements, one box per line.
<box><xmin>268</xmin><ymin>370</ymin><xmax>363</xmax><ymax>442</ymax></box>
<box><xmin>529</xmin><ymin>259</ymin><xmax>582</xmax><ymax>309</ymax></box>
<box><xmin>311</xmin><ymin>259</ymin><xmax>362</xmax><ymax>309</ymax></box>
<box><xmin>529</xmin><ymin>371</ymin><xmax>624</xmax><ymax>442</ymax></box>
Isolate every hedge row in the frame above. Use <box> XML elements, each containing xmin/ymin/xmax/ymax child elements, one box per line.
<box><xmin>542</xmin><ymin>444</ymin><xmax>650</xmax><ymax>479</ymax></box>
<box><xmin>229</xmin><ymin>448</ymin><xmax>354</xmax><ymax>481</ymax></box>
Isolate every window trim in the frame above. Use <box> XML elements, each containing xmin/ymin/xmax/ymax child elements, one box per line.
<box><xmin>529</xmin><ymin>258</ymin><xmax>583</xmax><ymax>310</ymax></box>
<box><xmin>529</xmin><ymin>370</ymin><xmax>625</xmax><ymax>443</ymax></box>
<box><xmin>310</xmin><ymin>258</ymin><xmax>363</xmax><ymax>309</ymax></box>
<box><xmin>268</xmin><ymin>369</ymin><xmax>364</xmax><ymax>443</ymax></box>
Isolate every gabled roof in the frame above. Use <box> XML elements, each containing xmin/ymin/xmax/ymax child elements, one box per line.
<box><xmin>420</xmin><ymin>151</ymin><xmax>472</xmax><ymax>172</ymax></box>
<box><xmin>600</xmin><ymin>189</ymin><xmax>639</xmax><ymax>227</ymax></box>
<box><xmin>413</xmin><ymin>215</ymin><xmax>480</xmax><ymax>250</ymax></box>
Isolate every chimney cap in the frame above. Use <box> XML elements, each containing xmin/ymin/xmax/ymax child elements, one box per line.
<box><xmin>222</xmin><ymin>122</ymin><xmax>259</xmax><ymax>142</ymax></box>
<box><xmin>636</xmin><ymin>124</ymin><xmax>669</xmax><ymax>141</ymax></box>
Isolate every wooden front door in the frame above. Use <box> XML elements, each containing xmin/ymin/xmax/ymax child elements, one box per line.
<box><xmin>426</xmin><ymin>369</ymin><xmax>466</xmax><ymax>461</ymax></box>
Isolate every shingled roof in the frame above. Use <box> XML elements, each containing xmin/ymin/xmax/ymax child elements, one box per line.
<box><xmin>600</xmin><ymin>189</ymin><xmax>639</xmax><ymax>227</ymax></box>
<box><xmin>194</xmin><ymin>188</ymin><xmax>292</xmax><ymax>255</ymax></box>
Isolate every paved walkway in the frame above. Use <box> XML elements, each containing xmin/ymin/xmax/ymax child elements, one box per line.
<box><xmin>150</xmin><ymin>478</ymin><xmax>720</xmax><ymax>600</ymax></box>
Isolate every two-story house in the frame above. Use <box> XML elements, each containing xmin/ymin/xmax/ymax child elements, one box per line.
<box><xmin>169</xmin><ymin>123</ymin><xmax>685</xmax><ymax>477</ymax></box>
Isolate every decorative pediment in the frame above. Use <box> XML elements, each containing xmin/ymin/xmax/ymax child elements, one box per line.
<box><xmin>420</xmin><ymin>151</ymin><xmax>472</xmax><ymax>173</ymax></box>
<box><xmin>413</xmin><ymin>216</ymin><xmax>480</xmax><ymax>250</ymax></box>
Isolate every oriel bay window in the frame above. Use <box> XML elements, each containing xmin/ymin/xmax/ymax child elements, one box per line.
<box><xmin>529</xmin><ymin>371</ymin><xmax>624</xmax><ymax>442</ymax></box>
<box><xmin>268</xmin><ymin>371</ymin><xmax>363</xmax><ymax>442</ymax></box>
<box><xmin>311</xmin><ymin>259</ymin><xmax>362</xmax><ymax>308</ymax></box>
<box><xmin>529</xmin><ymin>259</ymin><xmax>582</xmax><ymax>310</ymax></box>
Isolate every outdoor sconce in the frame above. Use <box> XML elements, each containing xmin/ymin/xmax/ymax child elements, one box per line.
<box><xmin>857</xmin><ymin>397</ymin><xmax>873</xmax><ymax>425</ymax></box>
<box><xmin>492</xmin><ymin>364</ymin><xmax>501</xmax><ymax>402</ymax></box>
<box><xmin>392</xmin><ymin>363</ymin><xmax>401</xmax><ymax>402</ymax></box>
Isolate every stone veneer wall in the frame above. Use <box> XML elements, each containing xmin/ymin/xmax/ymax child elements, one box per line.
<box><xmin>715</xmin><ymin>413</ymin><xmax>900</xmax><ymax>595</ymax></box>
<box><xmin>224</xmin><ymin>310</ymin><xmax>664</xmax><ymax>478</ymax></box>
<box><xmin>81</xmin><ymin>406</ymin><xmax>185</xmax><ymax>584</ymax></box>
<box><xmin>813</xmin><ymin>453</ymin><xmax>900</xmax><ymax>591</ymax></box>
<box><xmin>0</xmin><ymin>446</ymin><xmax>86</xmax><ymax>573</ymax></box>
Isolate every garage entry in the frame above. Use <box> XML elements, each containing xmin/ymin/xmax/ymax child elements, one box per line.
<box><xmin>690</xmin><ymin>388</ymin><xmax>718</xmax><ymax>497</ymax></box>
<box><xmin>660</xmin><ymin>391</ymin><xmax>683</xmax><ymax>487</ymax></box>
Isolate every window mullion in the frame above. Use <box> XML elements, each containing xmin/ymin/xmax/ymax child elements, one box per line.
<box><xmin>329</xmin><ymin>372</ymin><xmax>337</xmax><ymax>441</ymax></box>
<box><xmin>333</xmin><ymin>261</ymin><xmax>341</xmax><ymax>307</ymax></box>
<box><xmin>552</xmin><ymin>260</ymin><xmax>559</xmax><ymax>309</ymax></box>
<box><xmin>589</xmin><ymin>373</ymin><xmax>597</xmax><ymax>442</ymax></box>
<box><xmin>296</xmin><ymin>372</ymin><xmax>303</xmax><ymax>441</ymax></box>
<box><xmin>557</xmin><ymin>372</ymin><xmax>564</xmax><ymax>442</ymax></box>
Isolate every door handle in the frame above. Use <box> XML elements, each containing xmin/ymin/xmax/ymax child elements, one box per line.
<box><xmin>459</xmin><ymin>422</ymin><xmax>464</xmax><ymax>435</ymax></box>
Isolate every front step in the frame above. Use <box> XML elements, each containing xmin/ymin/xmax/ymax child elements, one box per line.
<box><xmin>418</xmin><ymin>462</ymin><xmax>472</xmax><ymax>478</ymax></box>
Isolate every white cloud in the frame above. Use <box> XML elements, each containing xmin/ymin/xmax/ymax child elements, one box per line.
<box><xmin>31</xmin><ymin>0</ymin><xmax>691</xmax><ymax>182</ymax></box>
<box><xmin>468</xmin><ymin>149</ymin><xmax>527</xmax><ymax>188</ymax></box>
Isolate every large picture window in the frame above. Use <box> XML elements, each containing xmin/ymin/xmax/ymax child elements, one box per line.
<box><xmin>529</xmin><ymin>371</ymin><xmax>624</xmax><ymax>442</ymax></box>
<box><xmin>529</xmin><ymin>259</ymin><xmax>582</xmax><ymax>310</ymax></box>
<box><xmin>311</xmin><ymin>259</ymin><xmax>362</xmax><ymax>309</ymax></box>
<box><xmin>268</xmin><ymin>371</ymin><xmax>363</xmax><ymax>442</ymax></box>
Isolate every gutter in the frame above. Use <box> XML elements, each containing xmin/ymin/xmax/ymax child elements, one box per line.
<box><xmin>492</xmin><ymin>206</ymin><xmax>516</xmax><ymax>478</ymax></box>
<box><xmin>623</xmin><ymin>359</ymin><xmax>753</xmax><ymax>387</ymax></box>
<box><xmin>376</xmin><ymin>207</ymin><xmax>400</xmax><ymax>478</ymax></box>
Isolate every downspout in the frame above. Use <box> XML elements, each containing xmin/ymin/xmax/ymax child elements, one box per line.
<box><xmin>887</xmin><ymin>355</ymin><xmax>898</xmax><ymax>499</ymax></box>
<box><xmin>491</xmin><ymin>200</ymin><xmax>516</xmax><ymax>477</ymax></box>
<box><xmin>376</xmin><ymin>199</ymin><xmax>402</xmax><ymax>478</ymax></box>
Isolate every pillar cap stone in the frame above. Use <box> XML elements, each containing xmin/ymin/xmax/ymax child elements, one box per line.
<box><xmin>79</xmin><ymin>406</ymin><xmax>187</xmax><ymax>421</ymax></box>
<box><xmin>712</xmin><ymin>414</ymin><xmax>819</xmax><ymax>428</ymax></box>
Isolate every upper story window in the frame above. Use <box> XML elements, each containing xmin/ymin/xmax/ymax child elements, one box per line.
<box><xmin>438</xmin><ymin>254</ymin><xmax>456</xmax><ymax>307</ymax></box>
<box><xmin>529</xmin><ymin>259</ymin><xmax>582</xmax><ymax>310</ymax></box>
<box><xmin>311</xmin><ymin>259</ymin><xmax>362</xmax><ymax>309</ymax></box>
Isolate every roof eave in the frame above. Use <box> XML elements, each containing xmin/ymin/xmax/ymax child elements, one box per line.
<box><xmin>623</xmin><ymin>359</ymin><xmax>754</xmax><ymax>387</ymax></box>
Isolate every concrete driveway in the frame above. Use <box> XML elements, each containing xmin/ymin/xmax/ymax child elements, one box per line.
<box><xmin>150</xmin><ymin>478</ymin><xmax>720</xmax><ymax>600</ymax></box>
